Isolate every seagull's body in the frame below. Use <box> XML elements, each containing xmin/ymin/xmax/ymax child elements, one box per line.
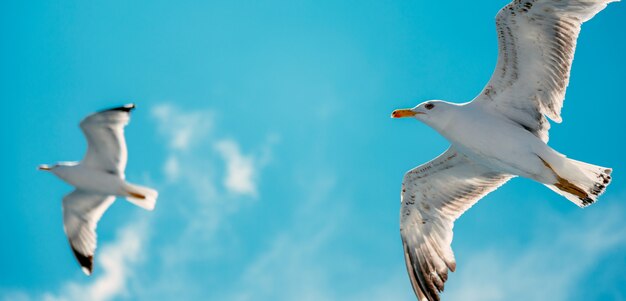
<box><xmin>391</xmin><ymin>1</ymin><xmax>617</xmax><ymax>300</ymax></box>
<box><xmin>51</xmin><ymin>163</ymin><xmax>129</xmax><ymax>196</ymax></box>
<box><xmin>423</xmin><ymin>102</ymin><xmax>561</xmax><ymax>183</ymax></box>
<box><xmin>39</xmin><ymin>104</ymin><xmax>158</xmax><ymax>275</ymax></box>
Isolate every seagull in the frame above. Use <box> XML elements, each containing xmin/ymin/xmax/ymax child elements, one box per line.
<box><xmin>38</xmin><ymin>104</ymin><xmax>158</xmax><ymax>275</ymax></box>
<box><xmin>391</xmin><ymin>1</ymin><xmax>616</xmax><ymax>300</ymax></box>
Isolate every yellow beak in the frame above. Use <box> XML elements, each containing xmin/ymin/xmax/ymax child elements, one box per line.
<box><xmin>38</xmin><ymin>165</ymin><xmax>51</xmax><ymax>171</ymax></box>
<box><xmin>391</xmin><ymin>109</ymin><xmax>420</xmax><ymax>118</ymax></box>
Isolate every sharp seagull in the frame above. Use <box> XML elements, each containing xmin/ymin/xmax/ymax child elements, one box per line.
<box><xmin>391</xmin><ymin>1</ymin><xmax>617</xmax><ymax>300</ymax></box>
<box><xmin>39</xmin><ymin>103</ymin><xmax>158</xmax><ymax>275</ymax></box>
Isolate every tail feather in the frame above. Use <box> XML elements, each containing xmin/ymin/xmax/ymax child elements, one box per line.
<box><xmin>544</xmin><ymin>158</ymin><xmax>612</xmax><ymax>208</ymax></box>
<box><xmin>123</xmin><ymin>182</ymin><xmax>158</xmax><ymax>211</ymax></box>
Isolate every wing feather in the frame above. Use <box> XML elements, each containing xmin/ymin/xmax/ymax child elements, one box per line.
<box><xmin>80</xmin><ymin>104</ymin><xmax>135</xmax><ymax>176</ymax></box>
<box><xmin>475</xmin><ymin>0</ymin><xmax>617</xmax><ymax>142</ymax></box>
<box><xmin>400</xmin><ymin>147</ymin><xmax>512</xmax><ymax>301</ymax></box>
<box><xmin>62</xmin><ymin>190</ymin><xmax>115</xmax><ymax>275</ymax></box>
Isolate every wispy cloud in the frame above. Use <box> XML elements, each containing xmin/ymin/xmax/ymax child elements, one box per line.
<box><xmin>128</xmin><ymin>104</ymin><xmax>278</xmax><ymax>299</ymax></box>
<box><xmin>214</xmin><ymin>139</ymin><xmax>257</xmax><ymax>196</ymax></box>
<box><xmin>445</xmin><ymin>202</ymin><xmax>626</xmax><ymax>301</ymax></box>
<box><xmin>226</xmin><ymin>174</ymin><xmax>341</xmax><ymax>301</ymax></box>
<box><xmin>162</xmin><ymin>155</ymin><xmax>180</xmax><ymax>182</ymax></box>
<box><xmin>9</xmin><ymin>221</ymin><xmax>149</xmax><ymax>301</ymax></box>
<box><xmin>224</xmin><ymin>173</ymin><xmax>414</xmax><ymax>301</ymax></box>
<box><xmin>152</xmin><ymin>103</ymin><xmax>273</xmax><ymax>197</ymax></box>
<box><xmin>151</xmin><ymin>104</ymin><xmax>213</xmax><ymax>152</ymax></box>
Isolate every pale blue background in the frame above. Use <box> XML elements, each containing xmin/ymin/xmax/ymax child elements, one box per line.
<box><xmin>1</xmin><ymin>1</ymin><xmax>625</xmax><ymax>300</ymax></box>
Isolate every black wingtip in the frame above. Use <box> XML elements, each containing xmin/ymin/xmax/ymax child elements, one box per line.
<box><xmin>580</xmin><ymin>197</ymin><xmax>595</xmax><ymax>207</ymax></box>
<box><xmin>71</xmin><ymin>246</ymin><xmax>94</xmax><ymax>276</ymax></box>
<box><xmin>102</xmin><ymin>103</ymin><xmax>136</xmax><ymax>113</ymax></box>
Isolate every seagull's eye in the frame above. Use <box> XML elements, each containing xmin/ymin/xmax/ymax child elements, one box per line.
<box><xmin>425</xmin><ymin>103</ymin><xmax>435</xmax><ymax>110</ymax></box>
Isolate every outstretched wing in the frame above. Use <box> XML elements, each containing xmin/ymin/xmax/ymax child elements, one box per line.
<box><xmin>62</xmin><ymin>190</ymin><xmax>115</xmax><ymax>275</ymax></box>
<box><xmin>400</xmin><ymin>147</ymin><xmax>512</xmax><ymax>301</ymax></box>
<box><xmin>80</xmin><ymin>104</ymin><xmax>135</xmax><ymax>177</ymax></box>
<box><xmin>475</xmin><ymin>0</ymin><xmax>616</xmax><ymax>142</ymax></box>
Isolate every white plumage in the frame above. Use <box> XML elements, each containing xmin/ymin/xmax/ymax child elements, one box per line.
<box><xmin>391</xmin><ymin>1</ymin><xmax>617</xmax><ymax>300</ymax></box>
<box><xmin>39</xmin><ymin>104</ymin><xmax>158</xmax><ymax>275</ymax></box>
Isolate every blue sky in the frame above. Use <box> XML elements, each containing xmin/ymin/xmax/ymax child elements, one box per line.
<box><xmin>1</xmin><ymin>0</ymin><xmax>625</xmax><ymax>300</ymax></box>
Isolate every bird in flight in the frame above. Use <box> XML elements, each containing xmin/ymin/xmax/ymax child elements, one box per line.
<box><xmin>391</xmin><ymin>0</ymin><xmax>616</xmax><ymax>300</ymax></box>
<box><xmin>39</xmin><ymin>104</ymin><xmax>158</xmax><ymax>275</ymax></box>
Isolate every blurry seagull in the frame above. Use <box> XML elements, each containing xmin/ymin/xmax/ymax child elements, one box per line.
<box><xmin>391</xmin><ymin>0</ymin><xmax>617</xmax><ymax>300</ymax></box>
<box><xmin>39</xmin><ymin>104</ymin><xmax>158</xmax><ymax>275</ymax></box>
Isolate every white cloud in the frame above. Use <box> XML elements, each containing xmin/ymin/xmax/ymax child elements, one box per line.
<box><xmin>121</xmin><ymin>104</ymin><xmax>278</xmax><ymax>299</ymax></box>
<box><xmin>226</xmin><ymin>174</ymin><xmax>340</xmax><ymax>301</ymax></box>
<box><xmin>163</xmin><ymin>155</ymin><xmax>180</xmax><ymax>182</ymax></box>
<box><xmin>22</xmin><ymin>221</ymin><xmax>148</xmax><ymax>301</ymax></box>
<box><xmin>214</xmin><ymin>139</ymin><xmax>257</xmax><ymax>196</ymax></box>
<box><xmin>224</xmin><ymin>173</ymin><xmax>415</xmax><ymax>301</ymax></box>
<box><xmin>445</xmin><ymin>202</ymin><xmax>626</xmax><ymax>301</ymax></box>
<box><xmin>151</xmin><ymin>104</ymin><xmax>213</xmax><ymax>151</ymax></box>
<box><xmin>152</xmin><ymin>103</ymin><xmax>273</xmax><ymax>198</ymax></box>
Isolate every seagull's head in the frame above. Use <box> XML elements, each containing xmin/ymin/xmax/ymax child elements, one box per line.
<box><xmin>38</xmin><ymin>162</ymin><xmax>78</xmax><ymax>180</ymax></box>
<box><xmin>391</xmin><ymin>100</ymin><xmax>459</xmax><ymax>130</ymax></box>
<box><xmin>391</xmin><ymin>100</ymin><xmax>449</xmax><ymax>119</ymax></box>
<box><xmin>37</xmin><ymin>162</ymin><xmax>75</xmax><ymax>172</ymax></box>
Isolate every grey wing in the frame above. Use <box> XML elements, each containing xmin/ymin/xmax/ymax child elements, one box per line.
<box><xmin>400</xmin><ymin>147</ymin><xmax>512</xmax><ymax>301</ymax></box>
<box><xmin>80</xmin><ymin>104</ymin><xmax>135</xmax><ymax>177</ymax></box>
<box><xmin>476</xmin><ymin>0</ymin><xmax>616</xmax><ymax>142</ymax></box>
<box><xmin>62</xmin><ymin>190</ymin><xmax>116</xmax><ymax>275</ymax></box>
